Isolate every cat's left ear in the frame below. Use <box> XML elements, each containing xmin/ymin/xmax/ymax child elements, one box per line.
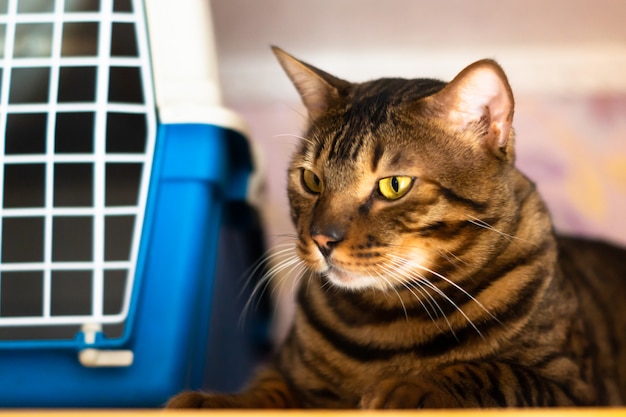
<box><xmin>272</xmin><ymin>46</ymin><xmax>349</xmax><ymax>121</ymax></box>
<box><xmin>426</xmin><ymin>59</ymin><xmax>515</xmax><ymax>159</ymax></box>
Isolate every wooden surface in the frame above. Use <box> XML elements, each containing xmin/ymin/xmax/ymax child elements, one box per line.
<box><xmin>0</xmin><ymin>409</ymin><xmax>625</xmax><ymax>416</ymax></box>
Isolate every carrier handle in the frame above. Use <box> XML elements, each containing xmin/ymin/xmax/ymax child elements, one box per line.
<box><xmin>78</xmin><ymin>324</ymin><xmax>134</xmax><ymax>368</ymax></box>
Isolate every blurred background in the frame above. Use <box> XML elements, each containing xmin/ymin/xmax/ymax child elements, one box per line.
<box><xmin>209</xmin><ymin>0</ymin><xmax>626</xmax><ymax>340</ymax></box>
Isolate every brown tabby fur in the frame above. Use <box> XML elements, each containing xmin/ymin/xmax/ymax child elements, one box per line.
<box><xmin>167</xmin><ymin>47</ymin><xmax>626</xmax><ymax>408</ymax></box>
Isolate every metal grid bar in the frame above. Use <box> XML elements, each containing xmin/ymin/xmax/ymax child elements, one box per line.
<box><xmin>0</xmin><ymin>11</ymin><xmax>139</xmax><ymax>24</ymax></box>
<box><xmin>0</xmin><ymin>57</ymin><xmax>146</xmax><ymax>68</ymax></box>
<box><xmin>92</xmin><ymin>0</ymin><xmax>114</xmax><ymax>321</ymax></box>
<box><xmin>41</xmin><ymin>0</ymin><xmax>65</xmax><ymax>319</ymax></box>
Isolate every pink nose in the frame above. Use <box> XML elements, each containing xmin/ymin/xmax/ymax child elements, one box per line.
<box><xmin>311</xmin><ymin>233</ymin><xmax>343</xmax><ymax>257</ymax></box>
<box><xmin>310</xmin><ymin>223</ymin><xmax>345</xmax><ymax>257</ymax></box>
<box><xmin>312</xmin><ymin>234</ymin><xmax>337</xmax><ymax>250</ymax></box>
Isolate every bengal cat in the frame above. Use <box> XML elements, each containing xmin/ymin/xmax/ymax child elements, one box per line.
<box><xmin>167</xmin><ymin>47</ymin><xmax>626</xmax><ymax>408</ymax></box>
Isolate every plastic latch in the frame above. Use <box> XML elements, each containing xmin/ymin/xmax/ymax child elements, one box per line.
<box><xmin>78</xmin><ymin>323</ymin><xmax>134</xmax><ymax>368</ymax></box>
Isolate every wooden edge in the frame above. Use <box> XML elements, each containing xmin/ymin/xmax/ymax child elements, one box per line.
<box><xmin>0</xmin><ymin>409</ymin><xmax>625</xmax><ymax>417</ymax></box>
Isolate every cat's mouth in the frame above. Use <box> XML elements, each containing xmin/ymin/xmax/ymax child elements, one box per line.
<box><xmin>314</xmin><ymin>246</ymin><xmax>430</xmax><ymax>291</ymax></box>
<box><xmin>323</xmin><ymin>266</ymin><xmax>384</xmax><ymax>290</ymax></box>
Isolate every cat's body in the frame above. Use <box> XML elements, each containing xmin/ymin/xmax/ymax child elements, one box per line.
<box><xmin>168</xmin><ymin>48</ymin><xmax>626</xmax><ymax>408</ymax></box>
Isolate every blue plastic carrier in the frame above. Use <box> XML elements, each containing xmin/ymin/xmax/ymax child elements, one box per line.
<box><xmin>0</xmin><ymin>0</ymin><xmax>268</xmax><ymax>407</ymax></box>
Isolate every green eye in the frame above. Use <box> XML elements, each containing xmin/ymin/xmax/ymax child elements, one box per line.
<box><xmin>378</xmin><ymin>176</ymin><xmax>413</xmax><ymax>200</ymax></box>
<box><xmin>302</xmin><ymin>169</ymin><xmax>323</xmax><ymax>194</ymax></box>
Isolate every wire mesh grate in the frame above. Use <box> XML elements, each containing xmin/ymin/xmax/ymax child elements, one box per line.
<box><xmin>0</xmin><ymin>0</ymin><xmax>156</xmax><ymax>337</ymax></box>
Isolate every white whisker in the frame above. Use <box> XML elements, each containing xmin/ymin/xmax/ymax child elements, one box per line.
<box><xmin>239</xmin><ymin>242</ymin><xmax>306</xmax><ymax>328</ymax></box>
<box><xmin>437</xmin><ymin>248</ymin><xmax>469</xmax><ymax>268</ymax></box>
<box><xmin>274</xmin><ymin>133</ymin><xmax>316</xmax><ymax>146</ymax></box>
<box><xmin>276</xmin><ymin>262</ymin><xmax>308</xmax><ymax>311</ymax></box>
<box><xmin>370</xmin><ymin>264</ymin><xmax>409</xmax><ymax>320</ymax></box>
<box><xmin>382</xmin><ymin>257</ymin><xmax>454</xmax><ymax>336</ymax></box>
<box><xmin>387</xmin><ymin>254</ymin><xmax>492</xmax><ymax>339</ymax></box>
<box><xmin>466</xmin><ymin>214</ymin><xmax>535</xmax><ymax>247</ymax></box>
<box><xmin>238</xmin><ymin>243</ymin><xmax>299</xmax><ymax>297</ymax></box>
<box><xmin>416</xmin><ymin>262</ymin><xmax>497</xmax><ymax>323</ymax></box>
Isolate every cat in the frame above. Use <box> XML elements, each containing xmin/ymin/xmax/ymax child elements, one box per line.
<box><xmin>167</xmin><ymin>47</ymin><xmax>626</xmax><ymax>408</ymax></box>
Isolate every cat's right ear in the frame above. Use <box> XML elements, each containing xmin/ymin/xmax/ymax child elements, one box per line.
<box><xmin>272</xmin><ymin>46</ymin><xmax>348</xmax><ymax>121</ymax></box>
<box><xmin>424</xmin><ymin>59</ymin><xmax>515</xmax><ymax>160</ymax></box>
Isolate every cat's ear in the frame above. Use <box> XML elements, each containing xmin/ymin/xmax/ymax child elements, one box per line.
<box><xmin>426</xmin><ymin>59</ymin><xmax>515</xmax><ymax>158</ymax></box>
<box><xmin>272</xmin><ymin>46</ymin><xmax>349</xmax><ymax>121</ymax></box>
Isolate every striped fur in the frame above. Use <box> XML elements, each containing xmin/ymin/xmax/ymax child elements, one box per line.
<box><xmin>167</xmin><ymin>49</ymin><xmax>626</xmax><ymax>409</ymax></box>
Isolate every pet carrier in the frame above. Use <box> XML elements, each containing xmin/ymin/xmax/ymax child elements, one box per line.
<box><xmin>0</xmin><ymin>0</ymin><xmax>267</xmax><ymax>407</ymax></box>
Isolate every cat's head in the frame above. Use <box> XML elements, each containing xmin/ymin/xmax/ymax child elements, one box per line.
<box><xmin>274</xmin><ymin>47</ymin><xmax>521</xmax><ymax>291</ymax></box>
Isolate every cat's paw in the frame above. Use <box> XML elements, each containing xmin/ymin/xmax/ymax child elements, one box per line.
<box><xmin>166</xmin><ymin>391</ymin><xmax>206</xmax><ymax>408</ymax></box>
<box><xmin>360</xmin><ymin>377</ymin><xmax>459</xmax><ymax>409</ymax></box>
<box><xmin>166</xmin><ymin>391</ymin><xmax>237</xmax><ymax>408</ymax></box>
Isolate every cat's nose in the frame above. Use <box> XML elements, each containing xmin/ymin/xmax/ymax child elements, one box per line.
<box><xmin>311</xmin><ymin>227</ymin><xmax>344</xmax><ymax>257</ymax></box>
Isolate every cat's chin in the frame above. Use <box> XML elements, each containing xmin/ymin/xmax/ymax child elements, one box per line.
<box><xmin>323</xmin><ymin>268</ymin><xmax>386</xmax><ymax>291</ymax></box>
